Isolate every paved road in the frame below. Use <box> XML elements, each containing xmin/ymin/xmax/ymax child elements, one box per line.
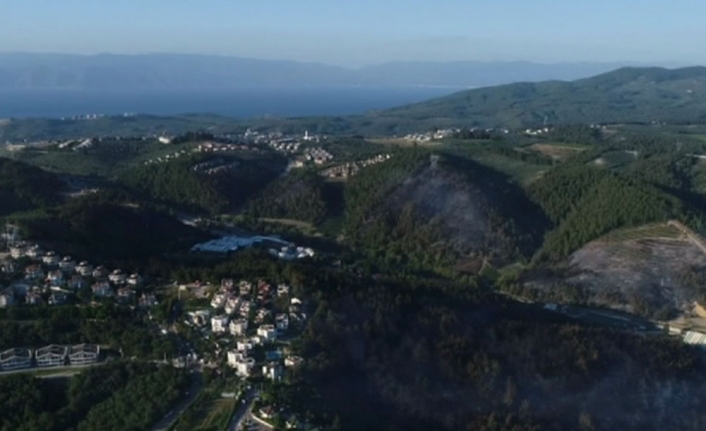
<box><xmin>150</xmin><ymin>372</ymin><xmax>203</xmax><ymax>431</ymax></box>
<box><xmin>0</xmin><ymin>362</ymin><xmax>101</xmax><ymax>378</ymax></box>
<box><xmin>227</xmin><ymin>389</ymin><xmax>272</xmax><ymax>431</ymax></box>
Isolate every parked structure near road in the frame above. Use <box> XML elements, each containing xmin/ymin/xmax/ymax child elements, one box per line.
<box><xmin>0</xmin><ymin>348</ymin><xmax>32</xmax><ymax>371</ymax></box>
<box><xmin>35</xmin><ymin>344</ymin><xmax>68</xmax><ymax>367</ymax></box>
<box><xmin>68</xmin><ymin>344</ymin><xmax>100</xmax><ymax>365</ymax></box>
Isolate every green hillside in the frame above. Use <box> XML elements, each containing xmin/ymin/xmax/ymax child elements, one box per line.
<box><xmin>0</xmin><ymin>157</ymin><xmax>65</xmax><ymax>216</ymax></box>
<box><xmin>373</xmin><ymin>66</ymin><xmax>706</xmax><ymax>129</ymax></box>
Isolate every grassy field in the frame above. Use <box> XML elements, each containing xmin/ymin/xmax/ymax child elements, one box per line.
<box><xmin>466</xmin><ymin>150</ymin><xmax>548</xmax><ymax>186</ymax></box>
<box><xmin>592</xmin><ymin>150</ymin><xmax>638</xmax><ymax>171</ymax></box>
<box><xmin>529</xmin><ymin>142</ymin><xmax>589</xmax><ymax>160</ymax></box>
<box><xmin>599</xmin><ymin>223</ymin><xmax>682</xmax><ymax>243</ymax></box>
<box><xmin>172</xmin><ymin>391</ymin><xmax>237</xmax><ymax>431</ymax></box>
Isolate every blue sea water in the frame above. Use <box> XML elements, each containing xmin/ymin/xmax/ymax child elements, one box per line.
<box><xmin>0</xmin><ymin>87</ymin><xmax>458</xmax><ymax>119</ymax></box>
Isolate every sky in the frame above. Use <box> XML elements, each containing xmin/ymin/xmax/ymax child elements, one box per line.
<box><xmin>1</xmin><ymin>0</ymin><xmax>704</xmax><ymax>67</ymax></box>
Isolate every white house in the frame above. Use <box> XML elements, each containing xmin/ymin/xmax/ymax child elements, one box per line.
<box><xmin>211</xmin><ymin>293</ymin><xmax>227</xmax><ymax>309</ymax></box>
<box><xmin>25</xmin><ymin>291</ymin><xmax>43</xmax><ymax>306</ymax></box>
<box><xmin>224</xmin><ymin>297</ymin><xmax>241</xmax><ymax>315</ymax></box>
<box><xmin>0</xmin><ymin>290</ymin><xmax>15</xmax><ymax>308</ymax></box>
<box><xmin>47</xmin><ymin>270</ymin><xmax>64</xmax><ymax>286</ymax></box>
<box><xmin>187</xmin><ymin>310</ymin><xmax>211</xmax><ymax>327</ymax></box>
<box><xmin>277</xmin><ymin>283</ymin><xmax>290</xmax><ymax>297</ymax></box>
<box><xmin>227</xmin><ymin>350</ymin><xmax>244</xmax><ymax>368</ymax></box>
<box><xmin>25</xmin><ymin>264</ymin><xmax>44</xmax><ymax>280</ymax></box>
<box><xmin>69</xmin><ymin>344</ymin><xmax>100</xmax><ymax>365</ymax></box>
<box><xmin>10</xmin><ymin>245</ymin><xmax>27</xmax><ymax>259</ymax></box>
<box><xmin>236</xmin><ymin>339</ymin><xmax>254</xmax><ymax>353</ymax></box>
<box><xmin>68</xmin><ymin>275</ymin><xmax>87</xmax><ymax>291</ymax></box>
<box><xmin>42</xmin><ymin>252</ymin><xmax>59</xmax><ymax>266</ymax></box>
<box><xmin>76</xmin><ymin>262</ymin><xmax>93</xmax><ymax>276</ymax></box>
<box><xmin>229</xmin><ymin>319</ymin><xmax>248</xmax><ymax>336</ymax></box>
<box><xmin>91</xmin><ymin>281</ymin><xmax>113</xmax><ymax>298</ymax></box>
<box><xmin>117</xmin><ymin>287</ymin><xmax>134</xmax><ymax>302</ymax></box>
<box><xmin>211</xmin><ymin>316</ymin><xmax>229</xmax><ymax>333</ymax></box>
<box><xmin>35</xmin><ymin>344</ymin><xmax>68</xmax><ymax>367</ymax></box>
<box><xmin>108</xmin><ymin>269</ymin><xmax>127</xmax><ymax>285</ymax></box>
<box><xmin>48</xmin><ymin>292</ymin><xmax>67</xmax><ymax>305</ymax></box>
<box><xmin>138</xmin><ymin>293</ymin><xmax>158</xmax><ymax>308</ymax></box>
<box><xmin>59</xmin><ymin>257</ymin><xmax>76</xmax><ymax>273</ymax></box>
<box><xmin>257</xmin><ymin>324</ymin><xmax>277</xmax><ymax>342</ymax></box>
<box><xmin>239</xmin><ymin>281</ymin><xmax>252</xmax><ymax>295</ymax></box>
<box><xmin>262</xmin><ymin>362</ymin><xmax>283</xmax><ymax>381</ymax></box>
<box><xmin>127</xmin><ymin>274</ymin><xmax>142</xmax><ymax>286</ymax></box>
<box><xmin>25</xmin><ymin>246</ymin><xmax>43</xmax><ymax>260</ymax></box>
<box><xmin>0</xmin><ymin>348</ymin><xmax>32</xmax><ymax>371</ymax></box>
<box><xmin>285</xmin><ymin>355</ymin><xmax>304</xmax><ymax>368</ymax></box>
<box><xmin>276</xmin><ymin>313</ymin><xmax>289</xmax><ymax>332</ymax></box>
<box><xmin>234</xmin><ymin>356</ymin><xmax>256</xmax><ymax>377</ymax></box>
<box><xmin>92</xmin><ymin>266</ymin><xmax>109</xmax><ymax>279</ymax></box>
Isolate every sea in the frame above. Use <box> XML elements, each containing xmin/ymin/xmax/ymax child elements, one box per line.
<box><xmin>0</xmin><ymin>87</ymin><xmax>459</xmax><ymax>119</ymax></box>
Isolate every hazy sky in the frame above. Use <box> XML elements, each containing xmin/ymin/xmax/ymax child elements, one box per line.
<box><xmin>1</xmin><ymin>0</ymin><xmax>704</xmax><ymax>66</ymax></box>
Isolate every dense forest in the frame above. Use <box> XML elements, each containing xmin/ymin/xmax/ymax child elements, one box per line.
<box><xmin>530</xmin><ymin>164</ymin><xmax>686</xmax><ymax>260</ymax></box>
<box><xmin>247</xmin><ymin>169</ymin><xmax>329</xmax><ymax>224</ymax></box>
<box><xmin>15</xmin><ymin>191</ymin><xmax>206</xmax><ymax>265</ymax></box>
<box><xmin>0</xmin><ymin>305</ymin><xmax>177</xmax><ymax>358</ymax></box>
<box><xmin>289</xmin><ymin>272</ymin><xmax>706</xmax><ymax>431</ymax></box>
<box><xmin>0</xmin><ymin>362</ymin><xmax>189</xmax><ymax>431</ymax></box>
<box><xmin>0</xmin><ymin>157</ymin><xmax>65</xmax><ymax>216</ymax></box>
<box><xmin>121</xmin><ymin>153</ymin><xmax>285</xmax><ymax>214</ymax></box>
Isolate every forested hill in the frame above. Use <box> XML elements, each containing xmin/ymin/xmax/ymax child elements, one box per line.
<box><xmin>345</xmin><ymin>150</ymin><xmax>550</xmax><ymax>274</ymax></box>
<box><xmin>0</xmin><ymin>157</ymin><xmax>65</xmax><ymax>216</ymax></box>
<box><xmin>374</xmin><ymin>66</ymin><xmax>706</xmax><ymax>129</ymax></box>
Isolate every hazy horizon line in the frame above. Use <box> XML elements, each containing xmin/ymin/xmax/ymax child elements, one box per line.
<box><xmin>0</xmin><ymin>51</ymin><xmax>695</xmax><ymax>70</ymax></box>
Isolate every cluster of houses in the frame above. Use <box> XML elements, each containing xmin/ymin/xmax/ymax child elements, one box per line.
<box><xmin>185</xmin><ymin>279</ymin><xmax>305</xmax><ymax>380</ymax></box>
<box><xmin>143</xmin><ymin>148</ymin><xmax>190</xmax><ymax>165</ymax></box>
<box><xmin>196</xmin><ymin>142</ymin><xmax>260</xmax><ymax>154</ymax></box>
<box><xmin>268</xmin><ymin>245</ymin><xmax>315</xmax><ymax>261</ymax></box>
<box><xmin>268</xmin><ymin>139</ymin><xmax>301</xmax><ymax>154</ymax></box>
<box><xmin>401</xmin><ymin>128</ymin><xmax>460</xmax><ymax>143</ymax></box>
<box><xmin>0</xmin><ymin>241</ymin><xmax>155</xmax><ymax>308</ymax></box>
<box><xmin>319</xmin><ymin>153</ymin><xmax>392</xmax><ymax>179</ymax></box>
<box><xmin>291</xmin><ymin>147</ymin><xmax>334</xmax><ymax>167</ymax></box>
<box><xmin>0</xmin><ymin>344</ymin><xmax>100</xmax><ymax>372</ymax></box>
<box><xmin>524</xmin><ymin>127</ymin><xmax>553</xmax><ymax>136</ymax></box>
<box><xmin>191</xmin><ymin>158</ymin><xmax>240</xmax><ymax>175</ymax></box>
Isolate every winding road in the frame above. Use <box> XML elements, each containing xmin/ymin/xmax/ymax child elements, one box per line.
<box><xmin>150</xmin><ymin>372</ymin><xmax>203</xmax><ymax>431</ymax></box>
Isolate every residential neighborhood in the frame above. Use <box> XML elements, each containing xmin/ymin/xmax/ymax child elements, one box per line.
<box><xmin>0</xmin><ymin>230</ymin><xmax>147</xmax><ymax>309</ymax></box>
<box><xmin>0</xmin><ymin>343</ymin><xmax>100</xmax><ymax>372</ymax></box>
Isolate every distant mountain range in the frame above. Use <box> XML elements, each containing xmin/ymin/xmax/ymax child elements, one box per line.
<box><xmin>0</xmin><ymin>53</ymin><xmax>640</xmax><ymax>90</ymax></box>
<box><xmin>371</xmin><ymin>66</ymin><xmax>706</xmax><ymax>129</ymax></box>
